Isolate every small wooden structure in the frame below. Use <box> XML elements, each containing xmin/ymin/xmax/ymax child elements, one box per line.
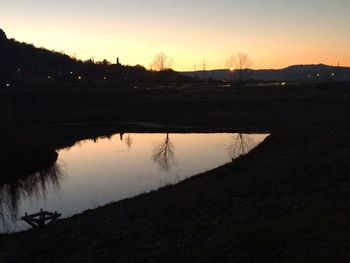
<box><xmin>21</xmin><ymin>209</ymin><xmax>61</xmax><ymax>228</ymax></box>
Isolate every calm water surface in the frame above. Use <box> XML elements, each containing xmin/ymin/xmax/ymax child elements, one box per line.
<box><xmin>0</xmin><ymin>133</ymin><xmax>268</xmax><ymax>232</ymax></box>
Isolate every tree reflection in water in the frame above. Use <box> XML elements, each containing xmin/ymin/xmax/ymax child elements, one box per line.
<box><xmin>152</xmin><ymin>134</ymin><xmax>177</xmax><ymax>172</ymax></box>
<box><xmin>125</xmin><ymin>134</ymin><xmax>133</xmax><ymax>150</ymax></box>
<box><xmin>0</xmin><ymin>163</ymin><xmax>63</xmax><ymax>230</ymax></box>
<box><xmin>119</xmin><ymin>133</ymin><xmax>133</xmax><ymax>150</ymax></box>
<box><xmin>228</xmin><ymin>133</ymin><xmax>256</xmax><ymax>159</ymax></box>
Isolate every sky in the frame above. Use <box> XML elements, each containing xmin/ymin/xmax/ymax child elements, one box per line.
<box><xmin>1</xmin><ymin>0</ymin><xmax>350</xmax><ymax>71</ymax></box>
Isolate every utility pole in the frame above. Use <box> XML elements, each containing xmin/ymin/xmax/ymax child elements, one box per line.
<box><xmin>202</xmin><ymin>60</ymin><xmax>206</xmax><ymax>80</ymax></box>
<box><xmin>336</xmin><ymin>62</ymin><xmax>341</xmax><ymax>81</ymax></box>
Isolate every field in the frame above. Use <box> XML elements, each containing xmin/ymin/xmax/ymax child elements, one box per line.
<box><xmin>0</xmin><ymin>82</ymin><xmax>349</xmax><ymax>262</ymax></box>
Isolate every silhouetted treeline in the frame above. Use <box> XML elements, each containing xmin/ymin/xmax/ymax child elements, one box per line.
<box><xmin>0</xmin><ymin>29</ymin><xmax>191</xmax><ymax>88</ymax></box>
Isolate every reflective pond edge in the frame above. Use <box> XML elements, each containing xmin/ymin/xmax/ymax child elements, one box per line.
<box><xmin>0</xmin><ymin>131</ymin><xmax>269</xmax><ymax>232</ymax></box>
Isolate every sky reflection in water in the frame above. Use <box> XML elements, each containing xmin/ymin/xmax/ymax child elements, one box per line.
<box><xmin>0</xmin><ymin>133</ymin><xmax>268</xmax><ymax>232</ymax></box>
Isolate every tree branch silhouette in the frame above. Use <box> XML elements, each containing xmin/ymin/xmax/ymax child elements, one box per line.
<box><xmin>150</xmin><ymin>52</ymin><xmax>173</xmax><ymax>71</ymax></box>
<box><xmin>226</xmin><ymin>52</ymin><xmax>252</xmax><ymax>88</ymax></box>
<box><xmin>152</xmin><ymin>134</ymin><xmax>177</xmax><ymax>172</ymax></box>
<box><xmin>228</xmin><ymin>133</ymin><xmax>255</xmax><ymax>159</ymax></box>
<box><xmin>0</xmin><ymin>163</ymin><xmax>63</xmax><ymax>230</ymax></box>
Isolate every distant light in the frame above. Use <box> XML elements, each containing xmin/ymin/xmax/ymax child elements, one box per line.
<box><xmin>230</xmin><ymin>67</ymin><xmax>234</xmax><ymax>72</ymax></box>
<box><xmin>78</xmin><ymin>76</ymin><xmax>82</xmax><ymax>80</ymax></box>
<box><xmin>331</xmin><ymin>73</ymin><xmax>335</xmax><ymax>76</ymax></box>
<box><xmin>317</xmin><ymin>73</ymin><xmax>320</xmax><ymax>77</ymax></box>
<box><xmin>103</xmin><ymin>76</ymin><xmax>107</xmax><ymax>80</ymax></box>
<box><xmin>48</xmin><ymin>76</ymin><xmax>51</xmax><ymax>80</ymax></box>
<box><xmin>308</xmin><ymin>74</ymin><xmax>311</xmax><ymax>78</ymax></box>
<box><xmin>281</xmin><ymin>82</ymin><xmax>286</xmax><ymax>86</ymax></box>
<box><xmin>6</xmin><ymin>83</ymin><xmax>10</xmax><ymax>87</ymax></box>
<box><xmin>70</xmin><ymin>71</ymin><xmax>73</xmax><ymax>75</ymax></box>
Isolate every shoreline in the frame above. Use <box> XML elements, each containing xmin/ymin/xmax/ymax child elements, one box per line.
<box><xmin>0</xmin><ymin>83</ymin><xmax>349</xmax><ymax>262</ymax></box>
<box><xmin>0</xmin><ymin>125</ymin><xmax>270</xmax><ymax>234</ymax></box>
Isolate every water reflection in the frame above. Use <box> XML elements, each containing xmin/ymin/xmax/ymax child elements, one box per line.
<box><xmin>227</xmin><ymin>133</ymin><xmax>257</xmax><ymax>159</ymax></box>
<box><xmin>119</xmin><ymin>133</ymin><xmax>133</xmax><ymax>150</ymax></box>
<box><xmin>0</xmin><ymin>132</ymin><xmax>269</xmax><ymax>232</ymax></box>
<box><xmin>152</xmin><ymin>133</ymin><xmax>177</xmax><ymax>172</ymax></box>
<box><xmin>125</xmin><ymin>134</ymin><xmax>133</xmax><ymax>150</ymax></box>
<box><xmin>0</xmin><ymin>163</ymin><xmax>63</xmax><ymax>230</ymax></box>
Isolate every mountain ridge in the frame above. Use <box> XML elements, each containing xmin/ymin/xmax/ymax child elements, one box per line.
<box><xmin>181</xmin><ymin>64</ymin><xmax>350</xmax><ymax>82</ymax></box>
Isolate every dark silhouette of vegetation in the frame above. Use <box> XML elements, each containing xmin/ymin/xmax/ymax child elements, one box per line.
<box><xmin>226</xmin><ymin>52</ymin><xmax>252</xmax><ymax>88</ymax></box>
<box><xmin>0</xmin><ymin>29</ymin><xmax>6</xmax><ymax>41</ymax></box>
<box><xmin>152</xmin><ymin>134</ymin><xmax>177</xmax><ymax>172</ymax></box>
<box><xmin>227</xmin><ymin>133</ymin><xmax>256</xmax><ymax>159</ymax></box>
<box><xmin>0</xmin><ymin>163</ymin><xmax>63</xmax><ymax>231</ymax></box>
<box><xmin>150</xmin><ymin>52</ymin><xmax>173</xmax><ymax>71</ymax></box>
<box><xmin>0</xmin><ymin>29</ymin><xmax>189</xmax><ymax>88</ymax></box>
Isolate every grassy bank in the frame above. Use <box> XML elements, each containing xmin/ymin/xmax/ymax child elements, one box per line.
<box><xmin>0</xmin><ymin>83</ymin><xmax>349</xmax><ymax>262</ymax></box>
<box><xmin>1</xmin><ymin>82</ymin><xmax>348</xmax><ymax>130</ymax></box>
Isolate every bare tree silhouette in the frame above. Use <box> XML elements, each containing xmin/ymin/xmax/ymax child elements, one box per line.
<box><xmin>226</xmin><ymin>52</ymin><xmax>252</xmax><ymax>88</ymax></box>
<box><xmin>0</xmin><ymin>163</ymin><xmax>63</xmax><ymax>231</ymax></box>
<box><xmin>152</xmin><ymin>134</ymin><xmax>177</xmax><ymax>172</ymax></box>
<box><xmin>227</xmin><ymin>133</ymin><xmax>256</xmax><ymax>160</ymax></box>
<box><xmin>150</xmin><ymin>52</ymin><xmax>173</xmax><ymax>71</ymax></box>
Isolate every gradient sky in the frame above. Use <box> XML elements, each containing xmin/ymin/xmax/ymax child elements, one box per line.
<box><xmin>1</xmin><ymin>0</ymin><xmax>350</xmax><ymax>71</ymax></box>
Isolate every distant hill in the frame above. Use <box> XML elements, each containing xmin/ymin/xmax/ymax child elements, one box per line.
<box><xmin>181</xmin><ymin>64</ymin><xmax>350</xmax><ymax>82</ymax></box>
<box><xmin>0</xmin><ymin>28</ymin><xmax>188</xmax><ymax>87</ymax></box>
<box><xmin>2</xmin><ymin>27</ymin><xmax>349</xmax><ymax>86</ymax></box>
<box><xmin>0</xmin><ymin>29</ymin><xmax>7</xmax><ymax>40</ymax></box>
<box><xmin>0</xmin><ymin>29</ymin><xmax>79</xmax><ymax>85</ymax></box>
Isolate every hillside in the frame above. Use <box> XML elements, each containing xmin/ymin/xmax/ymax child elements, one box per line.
<box><xmin>181</xmin><ymin>64</ymin><xmax>350</xmax><ymax>82</ymax></box>
<box><xmin>0</xmin><ymin>28</ymin><xmax>188</xmax><ymax>87</ymax></box>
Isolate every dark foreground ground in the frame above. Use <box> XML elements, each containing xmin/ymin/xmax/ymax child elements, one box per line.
<box><xmin>0</xmin><ymin>83</ymin><xmax>350</xmax><ymax>262</ymax></box>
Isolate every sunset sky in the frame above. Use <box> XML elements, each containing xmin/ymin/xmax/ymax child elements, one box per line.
<box><xmin>1</xmin><ymin>0</ymin><xmax>349</xmax><ymax>71</ymax></box>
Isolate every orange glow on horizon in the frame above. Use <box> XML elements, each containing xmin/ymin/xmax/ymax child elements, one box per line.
<box><xmin>4</xmin><ymin>26</ymin><xmax>350</xmax><ymax>71</ymax></box>
<box><xmin>2</xmin><ymin>1</ymin><xmax>349</xmax><ymax>71</ymax></box>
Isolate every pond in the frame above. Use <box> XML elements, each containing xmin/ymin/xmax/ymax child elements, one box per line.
<box><xmin>0</xmin><ymin>132</ymin><xmax>269</xmax><ymax>232</ymax></box>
